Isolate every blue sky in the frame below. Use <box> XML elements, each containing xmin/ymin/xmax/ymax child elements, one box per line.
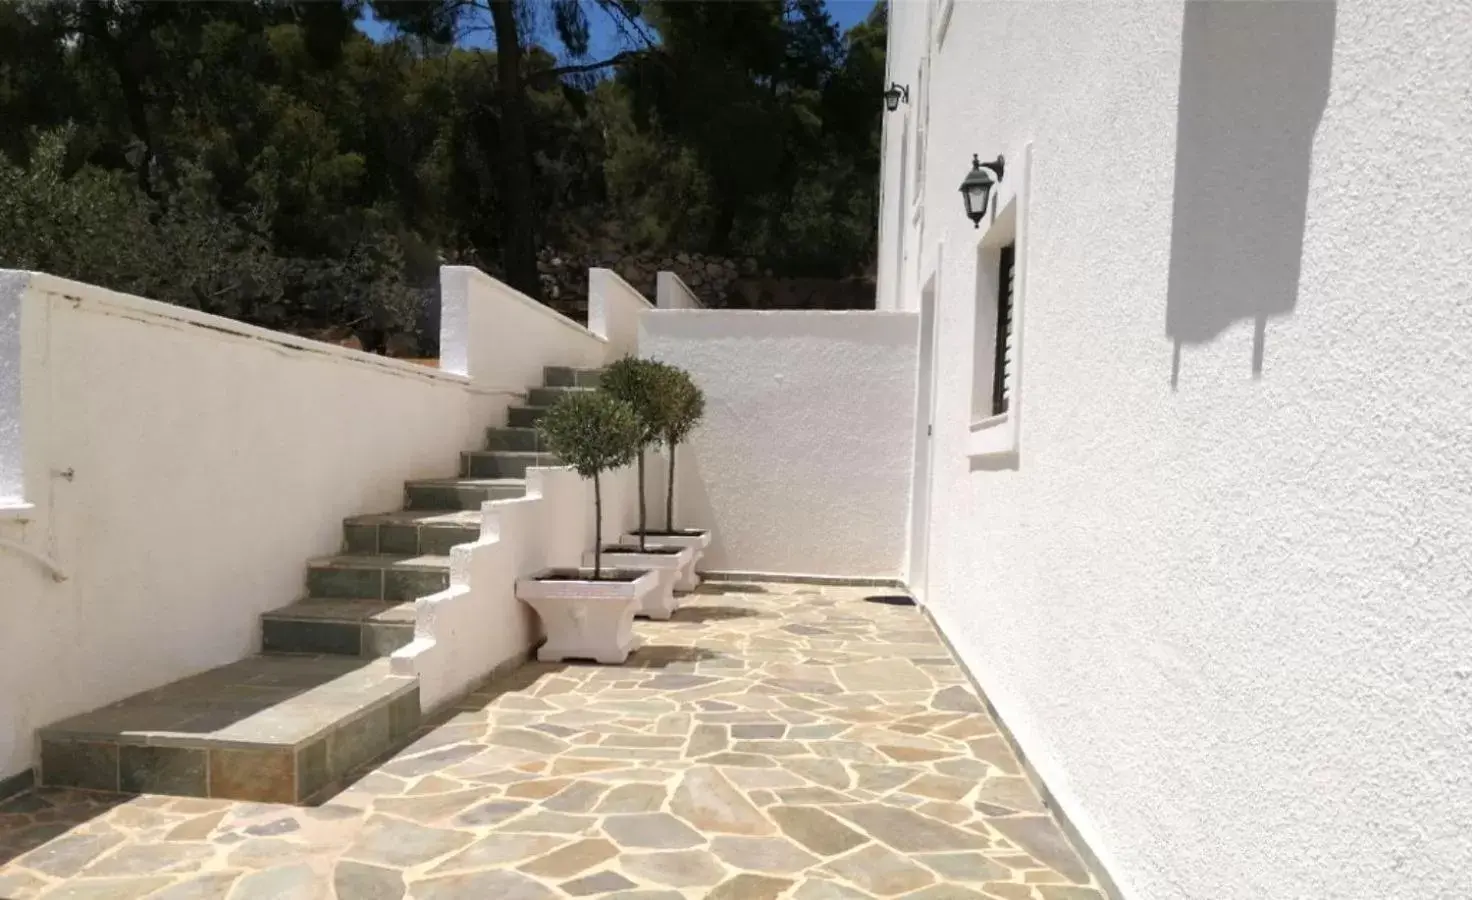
<box><xmin>357</xmin><ymin>1</ymin><xmax>877</xmax><ymax>60</ymax></box>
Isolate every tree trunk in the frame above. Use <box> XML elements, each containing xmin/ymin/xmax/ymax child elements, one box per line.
<box><xmin>637</xmin><ymin>450</ymin><xmax>646</xmax><ymax>551</ymax></box>
<box><xmin>666</xmin><ymin>435</ymin><xmax>677</xmax><ymax>532</ymax></box>
<box><xmin>593</xmin><ymin>471</ymin><xmax>602</xmax><ymax>579</ymax></box>
<box><xmin>489</xmin><ymin>0</ymin><xmax>541</xmax><ymax>300</ymax></box>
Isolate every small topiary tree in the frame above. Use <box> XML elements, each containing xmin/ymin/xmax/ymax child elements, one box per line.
<box><xmin>600</xmin><ymin>356</ymin><xmax>679</xmax><ymax>550</ymax></box>
<box><xmin>662</xmin><ymin>368</ymin><xmax>706</xmax><ymax>533</ymax></box>
<box><xmin>536</xmin><ymin>390</ymin><xmax>642</xmax><ymax>579</ymax></box>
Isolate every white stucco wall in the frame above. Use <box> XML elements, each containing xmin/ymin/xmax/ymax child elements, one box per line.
<box><xmin>881</xmin><ymin>2</ymin><xmax>1472</xmax><ymax>898</ymax></box>
<box><xmin>441</xmin><ymin>265</ymin><xmax>607</xmax><ymax>389</ymax></box>
<box><xmin>589</xmin><ymin>268</ymin><xmax>654</xmax><ymax>360</ymax></box>
<box><xmin>0</xmin><ymin>268</ymin><xmax>631</xmax><ymax>781</ymax></box>
<box><xmin>655</xmin><ymin>272</ymin><xmax>704</xmax><ymax>310</ymax></box>
<box><xmin>640</xmin><ymin>310</ymin><xmax>917</xmax><ymax>578</ymax></box>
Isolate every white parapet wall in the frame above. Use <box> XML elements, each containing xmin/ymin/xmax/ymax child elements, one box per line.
<box><xmin>589</xmin><ymin>268</ymin><xmax>654</xmax><ymax>361</ymax></box>
<box><xmin>0</xmin><ymin>266</ymin><xmax>629</xmax><ymax>782</ymax></box>
<box><xmin>640</xmin><ymin>309</ymin><xmax>918</xmax><ymax>579</ymax></box>
<box><xmin>655</xmin><ymin>271</ymin><xmax>704</xmax><ymax>310</ymax></box>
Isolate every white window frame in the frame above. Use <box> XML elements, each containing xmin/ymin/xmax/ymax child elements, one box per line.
<box><xmin>934</xmin><ymin>0</ymin><xmax>955</xmax><ymax>49</ymax></box>
<box><xmin>910</xmin><ymin>55</ymin><xmax>929</xmax><ymax>225</ymax></box>
<box><xmin>969</xmin><ymin>142</ymin><xmax>1032</xmax><ymax>460</ymax></box>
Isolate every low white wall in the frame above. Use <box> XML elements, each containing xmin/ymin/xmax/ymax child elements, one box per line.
<box><xmin>589</xmin><ymin>268</ymin><xmax>653</xmax><ymax>360</ymax></box>
<box><xmin>640</xmin><ymin>310</ymin><xmax>918</xmax><ymax>578</ymax></box>
<box><xmin>656</xmin><ymin>272</ymin><xmax>704</xmax><ymax>310</ymax></box>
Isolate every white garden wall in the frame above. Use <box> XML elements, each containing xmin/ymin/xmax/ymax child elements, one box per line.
<box><xmin>881</xmin><ymin>2</ymin><xmax>1472</xmax><ymax>898</ymax></box>
<box><xmin>640</xmin><ymin>310</ymin><xmax>917</xmax><ymax>578</ymax></box>
<box><xmin>655</xmin><ymin>271</ymin><xmax>704</xmax><ymax>310</ymax></box>
<box><xmin>589</xmin><ymin>268</ymin><xmax>654</xmax><ymax>360</ymax></box>
<box><xmin>0</xmin><ymin>266</ymin><xmax>633</xmax><ymax>782</ymax></box>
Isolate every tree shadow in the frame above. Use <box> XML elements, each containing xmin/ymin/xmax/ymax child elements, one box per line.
<box><xmin>667</xmin><ymin>605</ymin><xmax>766</xmax><ymax>623</ymax></box>
<box><xmin>0</xmin><ymin>787</ymin><xmax>134</xmax><ymax>867</ymax></box>
<box><xmin>1166</xmin><ymin>0</ymin><xmax>1336</xmax><ymax>386</ymax></box>
<box><xmin>693</xmin><ymin>582</ymin><xmax>773</xmax><ymax>595</ymax></box>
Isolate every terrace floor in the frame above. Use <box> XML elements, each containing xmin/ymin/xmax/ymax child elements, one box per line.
<box><xmin>0</xmin><ymin>582</ymin><xmax>1108</xmax><ymax>899</ymax></box>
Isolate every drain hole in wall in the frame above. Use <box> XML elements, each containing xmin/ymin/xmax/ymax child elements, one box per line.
<box><xmin>864</xmin><ymin>595</ymin><xmax>915</xmax><ymax>606</ymax></box>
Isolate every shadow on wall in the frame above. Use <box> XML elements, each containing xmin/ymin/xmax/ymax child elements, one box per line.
<box><xmin>1166</xmin><ymin>0</ymin><xmax>1336</xmax><ymax>386</ymax></box>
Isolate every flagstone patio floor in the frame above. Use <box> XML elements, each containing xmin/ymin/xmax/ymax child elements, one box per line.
<box><xmin>0</xmin><ymin>581</ymin><xmax>1108</xmax><ymax>899</ymax></box>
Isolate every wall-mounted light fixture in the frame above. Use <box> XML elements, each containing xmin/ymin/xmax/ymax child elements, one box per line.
<box><xmin>960</xmin><ymin>154</ymin><xmax>1005</xmax><ymax>227</ymax></box>
<box><xmin>882</xmin><ymin>82</ymin><xmax>909</xmax><ymax>112</ymax></box>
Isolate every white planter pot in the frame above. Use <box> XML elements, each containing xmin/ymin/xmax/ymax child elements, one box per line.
<box><xmin>586</xmin><ymin>546</ymin><xmax>695</xmax><ymax>619</ymax></box>
<box><xmin>516</xmin><ymin>568</ymin><xmax>659</xmax><ymax>664</ymax></box>
<box><xmin>622</xmin><ymin>530</ymin><xmax>710</xmax><ymax>590</ymax></box>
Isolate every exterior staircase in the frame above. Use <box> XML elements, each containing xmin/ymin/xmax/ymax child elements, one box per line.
<box><xmin>35</xmin><ymin>366</ymin><xmax>602</xmax><ymax>804</ymax></box>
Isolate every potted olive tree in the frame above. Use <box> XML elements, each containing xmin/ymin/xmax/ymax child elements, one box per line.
<box><xmin>624</xmin><ymin>366</ymin><xmax>710</xmax><ymax>590</ymax></box>
<box><xmin>515</xmin><ymin>390</ymin><xmax>656</xmax><ymax>664</ymax></box>
<box><xmin>590</xmin><ymin>357</ymin><xmax>696</xmax><ymax>619</ymax></box>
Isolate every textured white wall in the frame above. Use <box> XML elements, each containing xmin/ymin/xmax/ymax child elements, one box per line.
<box><xmin>641</xmin><ymin>310</ymin><xmax>917</xmax><ymax>578</ymax></box>
<box><xmin>881</xmin><ymin>2</ymin><xmax>1472</xmax><ymax>898</ymax></box>
<box><xmin>655</xmin><ymin>271</ymin><xmax>704</xmax><ymax>310</ymax></box>
<box><xmin>441</xmin><ymin>265</ymin><xmax>607</xmax><ymax>390</ymax></box>
<box><xmin>589</xmin><ymin>268</ymin><xmax>654</xmax><ymax>360</ymax></box>
<box><xmin>0</xmin><ymin>273</ymin><xmax>483</xmax><ymax>779</ymax></box>
<box><xmin>0</xmin><ymin>273</ymin><xmax>25</xmax><ymax>504</ymax></box>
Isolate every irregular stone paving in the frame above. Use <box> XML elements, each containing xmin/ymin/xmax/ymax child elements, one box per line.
<box><xmin>0</xmin><ymin>582</ymin><xmax>1109</xmax><ymax>899</ymax></box>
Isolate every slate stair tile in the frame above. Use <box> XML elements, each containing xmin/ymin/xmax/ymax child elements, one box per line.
<box><xmin>485</xmin><ymin>426</ymin><xmax>544</xmax><ymax>452</ymax></box>
<box><xmin>460</xmin><ymin>450</ymin><xmax>561</xmax><ymax>478</ymax></box>
<box><xmin>38</xmin><ymin>656</ymin><xmax>419</xmax><ymax>802</ymax></box>
<box><xmin>404</xmin><ymin>477</ymin><xmax>526</xmax><ymax>510</ymax></box>
<box><xmin>527</xmin><ymin>385</ymin><xmax>596</xmax><ymax>407</ymax></box>
<box><xmin>343</xmin><ymin>510</ymin><xmax>482</xmax><ymax>555</ymax></box>
<box><xmin>507</xmin><ymin>406</ymin><xmax>551</xmax><ymax>428</ymax></box>
<box><xmin>261</xmin><ymin>599</ymin><xmax>417</xmax><ymax>658</ymax></box>
<box><xmin>306</xmin><ymin>555</ymin><xmax>451</xmax><ymax>601</ymax></box>
<box><xmin>543</xmin><ymin>366</ymin><xmax>604</xmax><ymax>388</ymax></box>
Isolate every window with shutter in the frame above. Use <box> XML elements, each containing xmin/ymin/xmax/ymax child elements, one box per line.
<box><xmin>991</xmin><ymin>244</ymin><xmax>1016</xmax><ymax>416</ymax></box>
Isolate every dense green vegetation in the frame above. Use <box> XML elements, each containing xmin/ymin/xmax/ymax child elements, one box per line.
<box><xmin>0</xmin><ymin>1</ymin><xmax>885</xmax><ymax>351</ymax></box>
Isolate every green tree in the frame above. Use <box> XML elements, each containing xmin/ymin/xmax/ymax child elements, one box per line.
<box><xmin>600</xmin><ymin>356</ymin><xmax>681</xmax><ymax>550</ymax></box>
<box><xmin>536</xmin><ymin>390</ymin><xmax>642</xmax><ymax>578</ymax></box>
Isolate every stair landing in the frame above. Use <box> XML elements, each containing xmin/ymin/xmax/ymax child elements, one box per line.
<box><xmin>38</xmin><ymin>656</ymin><xmax>418</xmax><ymax>804</ymax></box>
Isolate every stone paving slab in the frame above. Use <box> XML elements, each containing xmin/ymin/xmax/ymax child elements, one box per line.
<box><xmin>1</xmin><ymin>582</ymin><xmax>1109</xmax><ymax>899</ymax></box>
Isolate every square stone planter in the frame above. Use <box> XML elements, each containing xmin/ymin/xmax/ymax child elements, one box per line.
<box><xmin>586</xmin><ymin>545</ymin><xmax>696</xmax><ymax>620</ymax></box>
<box><xmin>623</xmin><ymin>529</ymin><xmax>711</xmax><ymax>591</ymax></box>
<box><xmin>516</xmin><ymin>568</ymin><xmax>659</xmax><ymax>664</ymax></box>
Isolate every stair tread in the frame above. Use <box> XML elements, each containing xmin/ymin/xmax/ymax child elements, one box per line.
<box><xmin>345</xmin><ymin>509</ymin><xmax>482</xmax><ymax>528</ymax></box>
<box><xmin>309</xmin><ymin>553</ymin><xmax>452</xmax><ymax>570</ymax></box>
<box><xmin>264</xmin><ymin>598</ymin><xmax>417</xmax><ymax>624</ymax></box>
<box><xmin>40</xmin><ymin>655</ymin><xmax>413</xmax><ymax>750</ymax></box>
<box><xmin>404</xmin><ymin>477</ymin><xmax>526</xmax><ymax>488</ymax></box>
<box><xmin>463</xmin><ymin>450</ymin><xmax>557</xmax><ymax>459</ymax></box>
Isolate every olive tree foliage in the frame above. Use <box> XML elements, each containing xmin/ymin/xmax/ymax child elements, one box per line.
<box><xmin>661</xmin><ymin>368</ymin><xmax>706</xmax><ymax>532</ymax></box>
<box><xmin>599</xmin><ymin>356</ymin><xmax>681</xmax><ymax>549</ymax></box>
<box><xmin>535</xmin><ymin>390</ymin><xmax>642</xmax><ymax>578</ymax></box>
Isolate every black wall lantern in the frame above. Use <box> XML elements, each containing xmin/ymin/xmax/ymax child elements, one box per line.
<box><xmin>960</xmin><ymin>154</ymin><xmax>1005</xmax><ymax>227</ymax></box>
<box><xmin>882</xmin><ymin>82</ymin><xmax>909</xmax><ymax>112</ymax></box>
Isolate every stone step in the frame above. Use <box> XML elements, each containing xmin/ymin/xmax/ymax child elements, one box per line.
<box><xmin>344</xmin><ymin>509</ymin><xmax>481</xmax><ymax>555</ymax></box>
<box><xmin>261</xmin><ymin>598</ymin><xmax>417</xmax><ymax>658</ymax></box>
<box><xmin>403</xmin><ymin>477</ymin><xmax>526</xmax><ymax>510</ymax></box>
<box><xmin>306</xmin><ymin>554</ymin><xmax>450</xmax><ymax>602</ymax></box>
<box><xmin>526</xmin><ymin>385</ymin><xmax>595</xmax><ymax>407</ymax></box>
<box><xmin>485</xmin><ymin>426</ymin><xmax>545</xmax><ymax>452</ymax></box>
<box><xmin>460</xmin><ymin>450</ymin><xmax>561</xmax><ymax>479</ymax></box>
<box><xmin>38</xmin><ymin>655</ymin><xmax>419</xmax><ymax>803</ymax></box>
<box><xmin>507</xmin><ymin>405</ymin><xmax>550</xmax><ymax>428</ymax></box>
<box><xmin>543</xmin><ymin>366</ymin><xmax>603</xmax><ymax>388</ymax></box>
